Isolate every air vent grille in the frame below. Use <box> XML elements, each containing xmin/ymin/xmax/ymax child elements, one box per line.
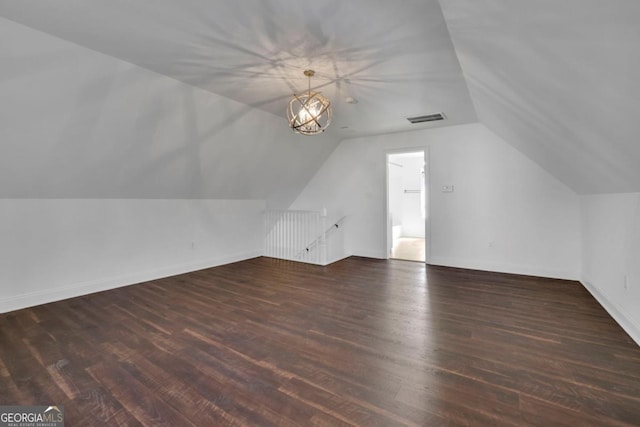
<box><xmin>406</xmin><ymin>113</ymin><xmax>445</xmax><ymax>124</ymax></box>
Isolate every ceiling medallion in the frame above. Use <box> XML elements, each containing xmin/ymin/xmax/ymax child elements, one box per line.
<box><xmin>287</xmin><ymin>70</ymin><xmax>332</xmax><ymax>135</ymax></box>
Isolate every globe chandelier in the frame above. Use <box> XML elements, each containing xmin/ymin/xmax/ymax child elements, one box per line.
<box><xmin>287</xmin><ymin>70</ymin><xmax>332</xmax><ymax>135</ymax></box>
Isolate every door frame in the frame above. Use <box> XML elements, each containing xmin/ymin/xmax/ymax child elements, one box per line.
<box><xmin>384</xmin><ymin>147</ymin><xmax>431</xmax><ymax>263</ymax></box>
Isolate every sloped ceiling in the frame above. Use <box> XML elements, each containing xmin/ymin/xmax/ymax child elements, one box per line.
<box><xmin>0</xmin><ymin>0</ymin><xmax>476</xmax><ymax>138</ymax></box>
<box><xmin>2</xmin><ymin>0</ymin><xmax>638</xmax><ymax>198</ymax></box>
<box><xmin>0</xmin><ymin>16</ymin><xmax>340</xmax><ymax>206</ymax></box>
<box><xmin>440</xmin><ymin>0</ymin><xmax>640</xmax><ymax>194</ymax></box>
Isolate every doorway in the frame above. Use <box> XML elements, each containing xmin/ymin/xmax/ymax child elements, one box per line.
<box><xmin>387</xmin><ymin>151</ymin><xmax>427</xmax><ymax>262</ymax></box>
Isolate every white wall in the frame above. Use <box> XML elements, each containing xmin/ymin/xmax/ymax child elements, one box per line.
<box><xmin>388</xmin><ymin>162</ymin><xmax>404</xmax><ymax>229</ymax></box>
<box><xmin>0</xmin><ymin>199</ymin><xmax>264</xmax><ymax>313</ymax></box>
<box><xmin>290</xmin><ymin>123</ymin><xmax>581</xmax><ymax>280</ymax></box>
<box><xmin>581</xmin><ymin>193</ymin><xmax>640</xmax><ymax>345</ymax></box>
<box><xmin>0</xmin><ymin>17</ymin><xmax>342</xmax><ymax>312</ymax></box>
<box><xmin>399</xmin><ymin>156</ymin><xmax>425</xmax><ymax>238</ymax></box>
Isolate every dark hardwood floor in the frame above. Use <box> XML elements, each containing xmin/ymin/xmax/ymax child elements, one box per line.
<box><xmin>1</xmin><ymin>257</ymin><xmax>639</xmax><ymax>426</ymax></box>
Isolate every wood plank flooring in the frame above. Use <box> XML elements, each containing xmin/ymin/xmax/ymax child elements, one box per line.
<box><xmin>1</xmin><ymin>257</ymin><xmax>639</xmax><ymax>426</ymax></box>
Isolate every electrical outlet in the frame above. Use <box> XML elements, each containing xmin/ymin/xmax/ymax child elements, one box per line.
<box><xmin>442</xmin><ymin>185</ymin><xmax>454</xmax><ymax>193</ymax></box>
<box><xmin>624</xmin><ymin>275</ymin><xmax>628</xmax><ymax>290</ymax></box>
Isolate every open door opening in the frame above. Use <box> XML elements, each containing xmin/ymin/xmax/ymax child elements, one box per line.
<box><xmin>387</xmin><ymin>151</ymin><xmax>427</xmax><ymax>262</ymax></box>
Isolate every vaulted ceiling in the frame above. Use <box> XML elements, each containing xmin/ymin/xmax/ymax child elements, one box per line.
<box><xmin>1</xmin><ymin>0</ymin><xmax>639</xmax><ymax>196</ymax></box>
<box><xmin>0</xmin><ymin>0</ymin><xmax>476</xmax><ymax>138</ymax></box>
<box><xmin>440</xmin><ymin>0</ymin><xmax>640</xmax><ymax>194</ymax></box>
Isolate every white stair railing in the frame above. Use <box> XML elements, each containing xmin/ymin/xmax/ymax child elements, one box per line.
<box><xmin>302</xmin><ymin>216</ymin><xmax>345</xmax><ymax>259</ymax></box>
<box><xmin>264</xmin><ymin>210</ymin><xmax>327</xmax><ymax>265</ymax></box>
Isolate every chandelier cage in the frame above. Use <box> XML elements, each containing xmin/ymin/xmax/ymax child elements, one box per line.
<box><xmin>287</xmin><ymin>70</ymin><xmax>332</xmax><ymax>135</ymax></box>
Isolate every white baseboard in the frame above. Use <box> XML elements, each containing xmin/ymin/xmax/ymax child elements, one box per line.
<box><xmin>580</xmin><ymin>280</ymin><xmax>640</xmax><ymax>347</ymax></box>
<box><xmin>351</xmin><ymin>248</ymin><xmax>387</xmax><ymax>260</ymax></box>
<box><xmin>0</xmin><ymin>250</ymin><xmax>261</xmax><ymax>314</ymax></box>
<box><xmin>429</xmin><ymin>256</ymin><xmax>578</xmax><ymax>281</ymax></box>
<box><xmin>323</xmin><ymin>254</ymin><xmax>352</xmax><ymax>266</ymax></box>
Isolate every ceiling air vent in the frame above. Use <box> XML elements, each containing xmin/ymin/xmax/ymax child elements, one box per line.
<box><xmin>406</xmin><ymin>113</ymin><xmax>446</xmax><ymax>124</ymax></box>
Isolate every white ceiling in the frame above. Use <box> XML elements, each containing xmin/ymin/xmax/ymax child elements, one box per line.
<box><xmin>1</xmin><ymin>0</ymin><xmax>639</xmax><ymax>195</ymax></box>
<box><xmin>0</xmin><ymin>0</ymin><xmax>477</xmax><ymax>138</ymax></box>
<box><xmin>440</xmin><ymin>0</ymin><xmax>640</xmax><ymax>193</ymax></box>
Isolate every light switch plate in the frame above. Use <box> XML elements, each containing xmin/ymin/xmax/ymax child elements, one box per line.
<box><xmin>442</xmin><ymin>185</ymin><xmax>454</xmax><ymax>193</ymax></box>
